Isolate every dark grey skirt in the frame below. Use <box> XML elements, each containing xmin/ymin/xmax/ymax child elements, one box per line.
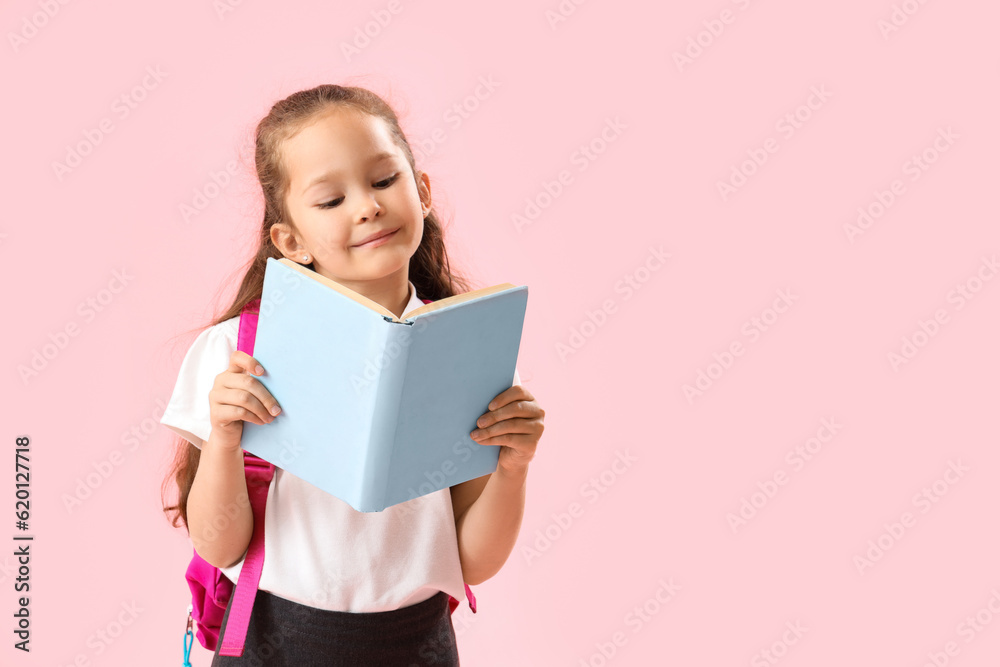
<box><xmin>211</xmin><ymin>588</ymin><xmax>459</xmax><ymax>666</ymax></box>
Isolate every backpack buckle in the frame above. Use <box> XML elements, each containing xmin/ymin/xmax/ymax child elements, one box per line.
<box><xmin>183</xmin><ymin>603</ymin><xmax>195</xmax><ymax>666</ymax></box>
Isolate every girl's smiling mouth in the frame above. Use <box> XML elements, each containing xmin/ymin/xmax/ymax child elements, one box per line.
<box><xmin>352</xmin><ymin>228</ymin><xmax>399</xmax><ymax>248</ymax></box>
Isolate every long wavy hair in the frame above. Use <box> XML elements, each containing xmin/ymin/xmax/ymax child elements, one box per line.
<box><xmin>161</xmin><ymin>84</ymin><xmax>472</xmax><ymax>531</ymax></box>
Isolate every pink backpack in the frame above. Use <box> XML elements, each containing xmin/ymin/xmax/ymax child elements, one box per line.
<box><xmin>182</xmin><ymin>297</ymin><xmax>477</xmax><ymax>663</ymax></box>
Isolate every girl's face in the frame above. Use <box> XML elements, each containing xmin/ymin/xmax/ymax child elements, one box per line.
<box><xmin>272</xmin><ymin>107</ymin><xmax>430</xmax><ymax>298</ymax></box>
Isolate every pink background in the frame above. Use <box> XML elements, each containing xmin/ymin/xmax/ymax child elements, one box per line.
<box><xmin>4</xmin><ymin>0</ymin><xmax>999</xmax><ymax>665</ymax></box>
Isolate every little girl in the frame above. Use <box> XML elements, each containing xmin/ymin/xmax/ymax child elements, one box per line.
<box><xmin>160</xmin><ymin>84</ymin><xmax>545</xmax><ymax>665</ymax></box>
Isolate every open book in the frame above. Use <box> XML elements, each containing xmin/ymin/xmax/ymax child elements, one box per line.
<box><xmin>239</xmin><ymin>257</ymin><xmax>528</xmax><ymax>512</ymax></box>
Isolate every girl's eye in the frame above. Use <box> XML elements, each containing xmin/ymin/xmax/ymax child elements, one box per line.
<box><xmin>318</xmin><ymin>174</ymin><xmax>398</xmax><ymax>209</ymax></box>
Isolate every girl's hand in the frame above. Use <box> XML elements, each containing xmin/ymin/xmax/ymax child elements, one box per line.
<box><xmin>469</xmin><ymin>385</ymin><xmax>545</xmax><ymax>476</ymax></box>
<box><xmin>207</xmin><ymin>351</ymin><xmax>282</xmax><ymax>451</ymax></box>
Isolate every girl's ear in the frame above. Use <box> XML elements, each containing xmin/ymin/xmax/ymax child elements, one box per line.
<box><xmin>270</xmin><ymin>222</ymin><xmax>302</xmax><ymax>259</ymax></box>
<box><xmin>416</xmin><ymin>171</ymin><xmax>432</xmax><ymax>216</ymax></box>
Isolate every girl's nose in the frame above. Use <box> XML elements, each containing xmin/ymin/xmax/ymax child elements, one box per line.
<box><xmin>358</xmin><ymin>195</ymin><xmax>382</xmax><ymax>222</ymax></box>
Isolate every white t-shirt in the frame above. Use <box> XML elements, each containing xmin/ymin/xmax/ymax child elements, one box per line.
<box><xmin>160</xmin><ymin>281</ymin><xmax>514</xmax><ymax>613</ymax></box>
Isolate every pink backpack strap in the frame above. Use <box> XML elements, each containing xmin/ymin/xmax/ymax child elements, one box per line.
<box><xmin>236</xmin><ymin>298</ymin><xmax>261</xmax><ymax>355</ymax></box>
<box><xmin>219</xmin><ymin>299</ymin><xmax>276</xmax><ymax>657</ymax></box>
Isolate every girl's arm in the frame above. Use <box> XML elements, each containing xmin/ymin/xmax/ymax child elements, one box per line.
<box><xmin>453</xmin><ymin>466</ymin><xmax>528</xmax><ymax>586</ymax></box>
<box><xmin>187</xmin><ymin>433</ymin><xmax>254</xmax><ymax>569</ymax></box>
<box><xmin>452</xmin><ymin>384</ymin><xmax>544</xmax><ymax>585</ymax></box>
<box><xmin>187</xmin><ymin>351</ymin><xmax>280</xmax><ymax>568</ymax></box>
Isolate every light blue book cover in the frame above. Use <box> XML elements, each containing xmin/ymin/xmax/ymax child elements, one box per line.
<box><xmin>240</xmin><ymin>257</ymin><xmax>528</xmax><ymax>512</ymax></box>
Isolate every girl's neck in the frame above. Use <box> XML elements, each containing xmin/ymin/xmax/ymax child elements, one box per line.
<box><xmin>319</xmin><ymin>269</ymin><xmax>412</xmax><ymax>320</ymax></box>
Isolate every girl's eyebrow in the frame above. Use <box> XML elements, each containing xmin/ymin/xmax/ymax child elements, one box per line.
<box><xmin>301</xmin><ymin>152</ymin><xmax>397</xmax><ymax>195</ymax></box>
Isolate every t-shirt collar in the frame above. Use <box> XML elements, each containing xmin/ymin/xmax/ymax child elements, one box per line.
<box><xmin>403</xmin><ymin>280</ymin><xmax>422</xmax><ymax>317</ymax></box>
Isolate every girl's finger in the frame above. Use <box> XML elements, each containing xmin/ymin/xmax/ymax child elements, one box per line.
<box><xmin>487</xmin><ymin>387</ymin><xmax>534</xmax><ymax>411</ymax></box>
<box><xmin>475</xmin><ymin>401</ymin><xmax>541</xmax><ymax>429</ymax></box>
<box><xmin>228</xmin><ymin>350</ymin><xmax>265</xmax><ymax>377</ymax></box>
<box><xmin>474</xmin><ymin>432</ymin><xmax>535</xmax><ymax>452</ymax></box>
<box><xmin>225</xmin><ymin>359</ymin><xmax>282</xmax><ymax>417</ymax></box>
<box><xmin>218</xmin><ymin>385</ymin><xmax>277</xmax><ymax>425</ymax></box>
<box><xmin>220</xmin><ymin>402</ymin><xmax>268</xmax><ymax>427</ymax></box>
<box><xmin>470</xmin><ymin>417</ymin><xmax>540</xmax><ymax>441</ymax></box>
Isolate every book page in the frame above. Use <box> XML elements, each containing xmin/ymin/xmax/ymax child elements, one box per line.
<box><xmin>277</xmin><ymin>257</ymin><xmax>517</xmax><ymax>322</ymax></box>
<box><xmin>402</xmin><ymin>283</ymin><xmax>517</xmax><ymax>320</ymax></box>
<box><xmin>277</xmin><ymin>258</ymin><xmax>398</xmax><ymax>319</ymax></box>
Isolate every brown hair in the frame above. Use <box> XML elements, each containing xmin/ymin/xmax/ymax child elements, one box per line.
<box><xmin>161</xmin><ymin>83</ymin><xmax>472</xmax><ymax>531</ymax></box>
